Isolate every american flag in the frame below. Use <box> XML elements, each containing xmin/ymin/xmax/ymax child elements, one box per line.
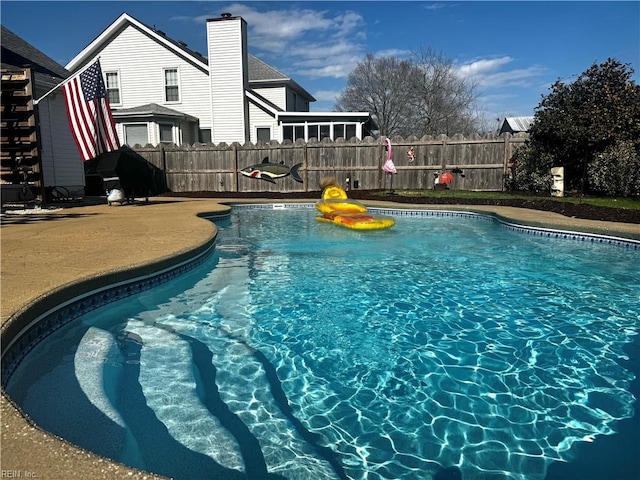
<box><xmin>62</xmin><ymin>59</ymin><xmax>120</xmax><ymax>161</ymax></box>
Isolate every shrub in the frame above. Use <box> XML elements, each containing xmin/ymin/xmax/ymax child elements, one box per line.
<box><xmin>508</xmin><ymin>144</ymin><xmax>553</xmax><ymax>193</ymax></box>
<box><xmin>588</xmin><ymin>141</ymin><xmax>640</xmax><ymax>196</ymax></box>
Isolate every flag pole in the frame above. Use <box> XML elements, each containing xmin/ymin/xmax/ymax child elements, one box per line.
<box><xmin>34</xmin><ymin>58</ymin><xmax>100</xmax><ymax>105</ymax></box>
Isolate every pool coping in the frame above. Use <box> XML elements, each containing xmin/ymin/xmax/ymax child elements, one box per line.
<box><xmin>1</xmin><ymin>198</ymin><xmax>639</xmax><ymax>480</ymax></box>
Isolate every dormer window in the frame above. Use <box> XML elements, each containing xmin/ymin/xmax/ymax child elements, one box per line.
<box><xmin>164</xmin><ymin>68</ymin><xmax>180</xmax><ymax>103</ymax></box>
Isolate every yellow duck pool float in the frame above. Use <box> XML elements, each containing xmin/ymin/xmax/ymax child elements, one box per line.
<box><xmin>316</xmin><ymin>185</ymin><xmax>395</xmax><ymax>230</ymax></box>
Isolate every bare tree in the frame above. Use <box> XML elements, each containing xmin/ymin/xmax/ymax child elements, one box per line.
<box><xmin>407</xmin><ymin>48</ymin><xmax>481</xmax><ymax>136</ymax></box>
<box><xmin>335</xmin><ymin>54</ymin><xmax>418</xmax><ymax>138</ymax></box>
<box><xmin>335</xmin><ymin>49</ymin><xmax>481</xmax><ymax>137</ymax></box>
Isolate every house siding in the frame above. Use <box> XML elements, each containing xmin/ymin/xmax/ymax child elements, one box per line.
<box><xmin>97</xmin><ymin>25</ymin><xmax>212</xmax><ymax>129</ymax></box>
<box><xmin>207</xmin><ymin>17</ymin><xmax>249</xmax><ymax>144</ymax></box>
<box><xmin>37</xmin><ymin>93</ymin><xmax>84</xmax><ymax>190</ymax></box>
<box><xmin>253</xmin><ymin>86</ymin><xmax>286</xmax><ymax>111</ymax></box>
<box><xmin>286</xmin><ymin>88</ymin><xmax>307</xmax><ymax>111</ymax></box>
<box><xmin>248</xmin><ymin>103</ymin><xmax>279</xmax><ymax>143</ymax></box>
<box><xmin>178</xmin><ymin>120</ymin><xmax>197</xmax><ymax>145</ymax></box>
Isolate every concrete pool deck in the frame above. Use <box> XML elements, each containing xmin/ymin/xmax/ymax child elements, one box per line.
<box><xmin>1</xmin><ymin>197</ymin><xmax>639</xmax><ymax>479</ymax></box>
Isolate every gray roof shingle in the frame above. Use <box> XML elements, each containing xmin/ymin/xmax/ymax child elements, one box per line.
<box><xmin>248</xmin><ymin>55</ymin><xmax>288</xmax><ymax>82</ymax></box>
<box><xmin>1</xmin><ymin>25</ymin><xmax>70</xmax><ymax>96</ymax></box>
<box><xmin>112</xmin><ymin>103</ymin><xmax>198</xmax><ymax>121</ymax></box>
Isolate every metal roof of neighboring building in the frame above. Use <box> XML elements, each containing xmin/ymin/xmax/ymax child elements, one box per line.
<box><xmin>503</xmin><ymin>116</ymin><xmax>535</xmax><ymax>133</ymax></box>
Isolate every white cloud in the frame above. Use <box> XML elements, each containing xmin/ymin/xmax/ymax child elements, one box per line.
<box><xmin>454</xmin><ymin>57</ymin><xmax>550</xmax><ymax>119</ymax></box>
<box><xmin>290</xmin><ymin>40</ymin><xmax>357</xmax><ymax>60</ymax></box>
<box><xmin>297</xmin><ymin>64</ymin><xmax>355</xmax><ymax>79</ymax></box>
<box><xmin>374</xmin><ymin>48</ymin><xmax>413</xmax><ymax>58</ymax></box>
<box><xmin>457</xmin><ymin>57</ymin><xmax>514</xmax><ymax>77</ymax></box>
<box><xmin>425</xmin><ymin>3</ymin><xmax>451</xmax><ymax>11</ymax></box>
<box><xmin>287</xmin><ymin>40</ymin><xmax>363</xmax><ymax>78</ymax></box>
<box><xmin>456</xmin><ymin>56</ymin><xmax>548</xmax><ymax>88</ymax></box>
<box><xmin>212</xmin><ymin>4</ymin><xmax>364</xmax><ymax>51</ymax></box>
<box><xmin>477</xmin><ymin>66</ymin><xmax>549</xmax><ymax>88</ymax></box>
<box><xmin>335</xmin><ymin>11</ymin><xmax>366</xmax><ymax>36</ymax></box>
<box><xmin>191</xmin><ymin>3</ymin><xmax>367</xmax><ymax>80</ymax></box>
<box><xmin>313</xmin><ymin>90</ymin><xmax>342</xmax><ymax>103</ymax></box>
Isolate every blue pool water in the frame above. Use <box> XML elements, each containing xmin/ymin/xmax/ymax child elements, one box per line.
<box><xmin>5</xmin><ymin>207</ymin><xmax>640</xmax><ymax>480</ymax></box>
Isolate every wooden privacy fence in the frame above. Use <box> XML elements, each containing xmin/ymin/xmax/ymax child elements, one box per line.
<box><xmin>134</xmin><ymin>133</ymin><xmax>528</xmax><ymax>193</ymax></box>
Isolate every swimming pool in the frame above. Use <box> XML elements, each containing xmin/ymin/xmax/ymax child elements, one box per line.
<box><xmin>4</xmin><ymin>206</ymin><xmax>640</xmax><ymax>480</ymax></box>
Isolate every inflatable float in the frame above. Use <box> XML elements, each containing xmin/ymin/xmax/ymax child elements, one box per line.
<box><xmin>316</xmin><ymin>185</ymin><xmax>395</xmax><ymax>230</ymax></box>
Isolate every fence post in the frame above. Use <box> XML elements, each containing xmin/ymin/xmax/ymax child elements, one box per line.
<box><xmin>233</xmin><ymin>143</ymin><xmax>238</xmax><ymax>192</ymax></box>
<box><xmin>378</xmin><ymin>138</ymin><xmax>383</xmax><ymax>190</ymax></box>
<box><xmin>303</xmin><ymin>142</ymin><xmax>308</xmax><ymax>192</ymax></box>
<box><xmin>503</xmin><ymin>133</ymin><xmax>511</xmax><ymax>192</ymax></box>
<box><xmin>441</xmin><ymin>135</ymin><xmax>448</xmax><ymax>173</ymax></box>
<box><xmin>159</xmin><ymin>145</ymin><xmax>168</xmax><ymax>193</ymax></box>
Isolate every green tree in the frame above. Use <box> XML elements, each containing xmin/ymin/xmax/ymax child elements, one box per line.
<box><xmin>519</xmin><ymin>58</ymin><xmax>640</xmax><ymax>193</ymax></box>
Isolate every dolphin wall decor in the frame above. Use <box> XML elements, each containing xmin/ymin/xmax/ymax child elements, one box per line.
<box><xmin>240</xmin><ymin>157</ymin><xmax>303</xmax><ymax>184</ymax></box>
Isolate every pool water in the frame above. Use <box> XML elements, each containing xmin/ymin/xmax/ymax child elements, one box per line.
<box><xmin>5</xmin><ymin>208</ymin><xmax>640</xmax><ymax>480</ymax></box>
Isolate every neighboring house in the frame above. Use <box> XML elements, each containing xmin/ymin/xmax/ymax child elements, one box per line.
<box><xmin>65</xmin><ymin>12</ymin><xmax>374</xmax><ymax>147</ymax></box>
<box><xmin>1</xmin><ymin>25</ymin><xmax>84</xmax><ymax>201</ymax></box>
<box><xmin>499</xmin><ymin>116</ymin><xmax>534</xmax><ymax>135</ymax></box>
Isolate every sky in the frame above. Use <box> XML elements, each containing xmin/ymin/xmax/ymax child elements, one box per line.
<box><xmin>2</xmin><ymin>1</ymin><xmax>639</xmax><ymax>128</ymax></box>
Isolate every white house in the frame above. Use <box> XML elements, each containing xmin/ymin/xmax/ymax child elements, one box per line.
<box><xmin>66</xmin><ymin>12</ymin><xmax>374</xmax><ymax>147</ymax></box>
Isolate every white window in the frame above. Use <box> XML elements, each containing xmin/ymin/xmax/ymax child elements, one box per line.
<box><xmin>124</xmin><ymin>124</ymin><xmax>148</xmax><ymax>147</ymax></box>
<box><xmin>199</xmin><ymin>129</ymin><xmax>212</xmax><ymax>143</ymax></box>
<box><xmin>282</xmin><ymin>122</ymin><xmax>361</xmax><ymax>142</ymax></box>
<box><xmin>164</xmin><ymin>68</ymin><xmax>180</xmax><ymax>103</ymax></box>
<box><xmin>307</xmin><ymin>125</ymin><xmax>319</xmax><ymax>140</ymax></box>
<box><xmin>159</xmin><ymin>124</ymin><xmax>174</xmax><ymax>144</ymax></box>
<box><xmin>283</xmin><ymin>125</ymin><xmax>293</xmax><ymax>142</ymax></box>
<box><xmin>105</xmin><ymin>71</ymin><xmax>120</xmax><ymax>104</ymax></box>
<box><xmin>256</xmin><ymin>127</ymin><xmax>271</xmax><ymax>143</ymax></box>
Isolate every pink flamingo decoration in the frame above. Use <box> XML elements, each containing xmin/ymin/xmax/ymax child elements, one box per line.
<box><xmin>382</xmin><ymin>138</ymin><xmax>397</xmax><ymax>174</ymax></box>
<box><xmin>382</xmin><ymin>137</ymin><xmax>397</xmax><ymax>193</ymax></box>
